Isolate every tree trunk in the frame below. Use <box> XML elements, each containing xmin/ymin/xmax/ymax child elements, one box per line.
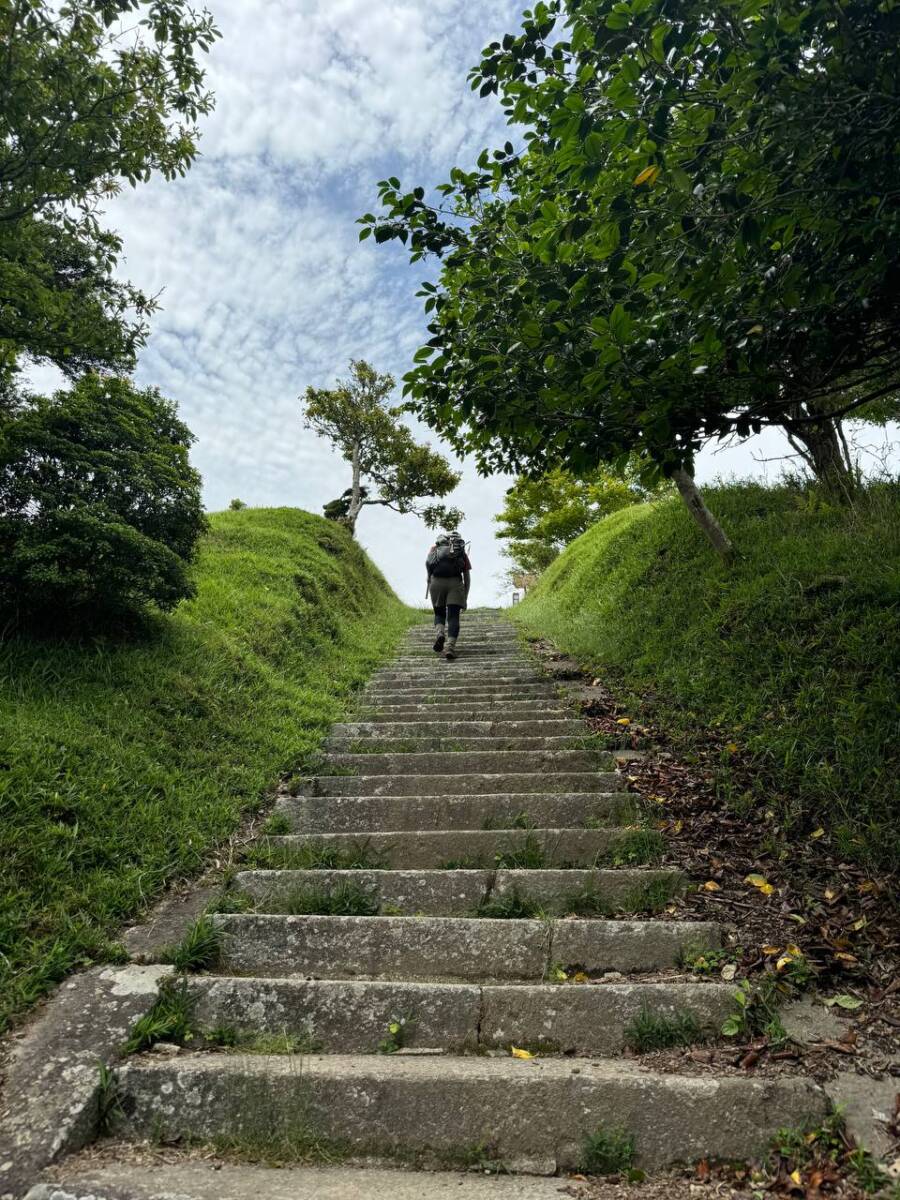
<box><xmin>671</xmin><ymin>467</ymin><xmax>736</xmax><ymax>564</ymax></box>
<box><xmin>785</xmin><ymin>414</ymin><xmax>857</xmax><ymax>503</ymax></box>
<box><xmin>344</xmin><ymin>442</ymin><xmax>363</xmax><ymax>534</ymax></box>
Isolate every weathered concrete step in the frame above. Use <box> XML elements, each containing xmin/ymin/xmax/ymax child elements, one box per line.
<box><xmin>374</xmin><ymin>672</ymin><xmax>542</xmax><ymax>681</ymax></box>
<box><xmin>113</xmin><ymin>1054</ymin><xmax>826</xmax><ymax>1172</ymax></box>
<box><xmin>211</xmin><ymin>914</ymin><xmax>719</xmax><ymax>980</ymax></box>
<box><xmin>273</xmin><ymin>791</ymin><xmax>633</xmax><ymax>833</ymax></box>
<box><xmin>320</xmin><ymin>750</ymin><xmax>615</xmax><ymax>775</ymax></box>
<box><xmin>367</xmin><ymin>682</ymin><xmax>546</xmax><ymax>696</ymax></box>
<box><xmin>396</xmin><ymin>653</ymin><xmax>528</xmax><ymax>662</ymax></box>
<box><xmin>328</xmin><ymin>736</ymin><xmax>600</xmax><ymax>752</ymax></box>
<box><xmin>24</xmin><ymin>1164</ymin><xmax>567</xmax><ymax>1200</ymax></box>
<box><xmin>263</xmin><ymin>826</ymin><xmax>644</xmax><ymax>869</ymax></box>
<box><xmin>332</xmin><ymin>719</ymin><xmax>586</xmax><ymax>738</ymax></box>
<box><xmin>235</xmin><ymin>867</ymin><xmax>684</xmax><ymax>916</ymax></box>
<box><xmin>363</xmin><ymin>686</ymin><xmax>558</xmax><ymax>703</ymax></box>
<box><xmin>295</xmin><ymin>772</ymin><xmax>621</xmax><ymax>798</ymax></box>
<box><xmin>184</xmin><ymin>976</ymin><xmax>734</xmax><ymax>1056</ymax></box>
<box><xmin>357</xmin><ymin>703</ymin><xmax>574</xmax><ymax>720</ymax></box>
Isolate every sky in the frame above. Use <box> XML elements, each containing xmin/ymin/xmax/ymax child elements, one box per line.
<box><xmin>32</xmin><ymin>0</ymin><xmax>899</xmax><ymax>606</ymax></box>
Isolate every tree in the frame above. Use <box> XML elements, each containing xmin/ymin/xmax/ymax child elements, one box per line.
<box><xmin>0</xmin><ymin>374</ymin><xmax>206</xmax><ymax>625</ymax></box>
<box><xmin>301</xmin><ymin>359</ymin><xmax>463</xmax><ymax>535</ymax></box>
<box><xmin>362</xmin><ymin>0</ymin><xmax>900</xmax><ymax>545</ymax></box>
<box><xmin>0</xmin><ymin>0</ymin><xmax>220</xmax><ymax>385</ymax></box>
<box><xmin>496</xmin><ymin>463</ymin><xmax>658</xmax><ymax>575</ymax></box>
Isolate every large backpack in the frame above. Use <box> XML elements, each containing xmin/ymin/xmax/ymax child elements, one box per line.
<box><xmin>427</xmin><ymin>532</ymin><xmax>467</xmax><ymax>578</ymax></box>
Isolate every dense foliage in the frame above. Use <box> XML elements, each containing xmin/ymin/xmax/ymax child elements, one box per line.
<box><xmin>0</xmin><ymin>0</ymin><xmax>219</xmax><ymax>385</ymax></box>
<box><xmin>0</xmin><ymin>507</ymin><xmax>415</xmax><ymax>1030</ymax></box>
<box><xmin>364</xmin><ymin>0</ymin><xmax>899</xmax><ymax>502</ymax></box>
<box><xmin>515</xmin><ymin>482</ymin><xmax>900</xmax><ymax>869</ymax></box>
<box><xmin>496</xmin><ymin>463</ymin><xmax>658</xmax><ymax>574</ymax></box>
<box><xmin>0</xmin><ymin>375</ymin><xmax>206</xmax><ymax>625</ymax></box>
<box><xmin>302</xmin><ymin>358</ymin><xmax>463</xmax><ymax>533</ymax></box>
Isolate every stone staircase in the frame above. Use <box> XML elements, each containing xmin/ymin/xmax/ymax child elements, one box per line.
<box><xmin>34</xmin><ymin>615</ymin><xmax>827</xmax><ymax>1198</ymax></box>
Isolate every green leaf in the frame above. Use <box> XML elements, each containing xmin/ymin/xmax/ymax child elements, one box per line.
<box><xmin>584</xmin><ymin>132</ymin><xmax>605</xmax><ymax>162</ymax></box>
<box><xmin>609</xmin><ymin>303</ymin><xmax>633</xmax><ymax>342</ymax></box>
<box><xmin>824</xmin><ymin>994</ymin><xmax>864</xmax><ymax>1010</ymax></box>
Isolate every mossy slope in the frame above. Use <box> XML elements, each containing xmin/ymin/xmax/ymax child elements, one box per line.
<box><xmin>515</xmin><ymin>483</ymin><xmax>899</xmax><ymax>868</ymax></box>
<box><xmin>0</xmin><ymin>508</ymin><xmax>415</xmax><ymax>1029</ymax></box>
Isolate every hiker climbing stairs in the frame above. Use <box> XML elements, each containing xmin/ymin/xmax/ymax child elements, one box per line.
<box><xmin>33</xmin><ymin>615</ymin><xmax>828</xmax><ymax>1195</ymax></box>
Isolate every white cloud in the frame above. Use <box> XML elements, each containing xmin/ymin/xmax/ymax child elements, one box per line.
<box><xmin>67</xmin><ymin>0</ymin><xmax>898</xmax><ymax>607</ymax></box>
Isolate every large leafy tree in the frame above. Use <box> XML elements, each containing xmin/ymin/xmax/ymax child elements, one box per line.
<box><xmin>0</xmin><ymin>374</ymin><xmax>206</xmax><ymax>625</ymax></box>
<box><xmin>496</xmin><ymin>462</ymin><xmax>659</xmax><ymax>574</ymax></box>
<box><xmin>302</xmin><ymin>359</ymin><xmax>463</xmax><ymax>535</ymax></box>
<box><xmin>363</xmin><ymin>0</ymin><xmax>900</xmax><ymax>547</ymax></box>
<box><xmin>1</xmin><ymin>0</ymin><xmax>220</xmax><ymax>386</ymax></box>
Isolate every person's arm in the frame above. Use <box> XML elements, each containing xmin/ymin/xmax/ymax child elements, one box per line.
<box><xmin>462</xmin><ymin>569</ymin><xmax>471</xmax><ymax>609</ymax></box>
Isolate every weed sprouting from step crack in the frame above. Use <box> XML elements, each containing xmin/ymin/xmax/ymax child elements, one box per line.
<box><xmin>205</xmin><ymin>1027</ymin><xmax>323</xmax><ymax>1055</ymax></box>
<box><xmin>376</xmin><ymin>1013</ymin><xmax>415</xmax><ymax>1054</ymax></box>
<box><xmin>160</xmin><ymin>915</ymin><xmax>221</xmax><ymax>973</ymax></box>
<box><xmin>263</xmin><ymin>880</ymin><xmax>380</xmax><ymax>917</ymax></box>
<box><xmin>95</xmin><ymin>1062</ymin><xmax>123</xmax><ymax>1136</ymax></box>
<box><xmin>209</xmin><ymin>888</ymin><xmax>254</xmax><ymax>914</ymax></box>
<box><xmin>580</xmin><ymin>1124</ymin><xmax>636</xmax><ymax>1175</ymax></box>
<box><xmin>206</xmin><ymin>1123</ymin><xmax>348</xmax><ymax>1167</ymax></box>
<box><xmin>721</xmin><ymin>978</ymin><xmax>788</xmax><ymax>1044</ymax></box>
<box><xmin>261</xmin><ymin>811</ymin><xmax>292</xmax><ymax>835</ymax></box>
<box><xmin>494</xmin><ymin>833</ymin><xmax>546</xmax><ymax>870</ymax></box>
<box><xmin>476</xmin><ymin>887</ymin><xmax>545</xmax><ymax>920</ymax></box>
<box><xmin>564</xmin><ymin>873</ymin><xmax>683</xmax><ymax>917</ymax></box>
<box><xmin>595</xmin><ymin>829</ymin><xmax>665</xmax><ymax>867</ymax></box>
<box><xmin>624</xmin><ymin>1005</ymin><xmax>706</xmax><ymax>1053</ymax></box>
<box><xmin>123</xmin><ymin>979</ymin><xmax>196</xmax><ymax>1054</ymax></box>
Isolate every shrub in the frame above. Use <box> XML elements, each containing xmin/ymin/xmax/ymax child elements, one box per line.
<box><xmin>0</xmin><ymin>374</ymin><xmax>206</xmax><ymax>627</ymax></box>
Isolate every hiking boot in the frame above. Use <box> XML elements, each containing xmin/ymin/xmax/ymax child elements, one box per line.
<box><xmin>432</xmin><ymin>628</ymin><xmax>445</xmax><ymax>652</ymax></box>
<box><xmin>444</xmin><ymin>638</ymin><xmax>457</xmax><ymax>661</ymax></box>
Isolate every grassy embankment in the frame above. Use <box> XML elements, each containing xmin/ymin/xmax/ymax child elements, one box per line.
<box><xmin>515</xmin><ymin>482</ymin><xmax>899</xmax><ymax>870</ymax></box>
<box><xmin>0</xmin><ymin>508</ymin><xmax>415</xmax><ymax>1031</ymax></box>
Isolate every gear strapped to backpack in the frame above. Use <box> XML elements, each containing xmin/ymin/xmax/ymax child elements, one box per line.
<box><xmin>427</xmin><ymin>532</ymin><xmax>467</xmax><ymax>578</ymax></box>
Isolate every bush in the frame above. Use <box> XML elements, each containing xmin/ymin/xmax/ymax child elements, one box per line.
<box><xmin>0</xmin><ymin>374</ymin><xmax>206</xmax><ymax>626</ymax></box>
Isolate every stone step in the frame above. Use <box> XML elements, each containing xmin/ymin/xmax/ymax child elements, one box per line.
<box><xmin>395</xmin><ymin>651</ymin><xmax>527</xmax><ymax>660</ymax></box>
<box><xmin>295</xmin><ymin>772</ymin><xmax>621</xmax><ymax>798</ymax></box>
<box><xmin>272</xmin><ymin>791</ymin><xmax>633</xmax><ymax>833</ymax></box>
<box><xmin>234</xmin><ymin>867</ymin><xmax>684</xmax><ymax>917</ymax></box>
<box><xmin>327</xmin><ymin>736</ymin><xmax>599</xmax><ymax>752</ymax></box>
<box><xmin>261</xmin><ymin>826</ymin><xmax>644</xmax><ymax>869</ymax></box>
<box><xmin>320</xmin><ymin>750</ymin><xmax>614</xmax><ymax>775</ymax></box>
<box><xmin>24</xmin><ymin>1164</ymin><xmax>568</xmax><ymax>1200</ymax></box>
<box><xmin>357</xmin><ymin>703</ymin><xmax>575</xmax><ymax>720</ymax></box>
<box><xmin>211</xmin><ymin>914</ymin><xmax>720</xmax><ymax>980</ymax></box>
<box><xmin>112</xmin><ymin>1054</ymin><xmax>826</xmax><ymax>1172</ymax></box>
<box><xmin>372</xmin><ymin>664</ymin><xmax>537</xmax><ymax>677</ymax></box>
<box><xmin>367</xmin><ymin>673</ymin><xmax>548</xmax><ymax>685</ymax></box>
<box><xmin>331</xmin><ymin>719</ymin><xmax>587</xmax><ymax>738</ymax></box>
<box><xmin>184</xmin><ymin>976</ymin><xmax>735</xmax><ymax>1056</ymax></box>
<box><xmin>363</xmin><ymin>686</ymin><xmax>558</xmax><ymax>703</ymax></box>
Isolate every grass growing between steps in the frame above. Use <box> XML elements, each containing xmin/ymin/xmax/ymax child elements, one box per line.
<box><xmin>0</xmin><ymin>508</ymin><xmax>415</xmax><ymax>1031</ymax></box>
<box><xmin>515</xmin><ymin>482</ymin><xmax>900</xmax><ymax>869</ymax></box>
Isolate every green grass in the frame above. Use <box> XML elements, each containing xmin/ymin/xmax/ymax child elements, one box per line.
<box><xmin>123</xmin><ymin>979</ymin><xmax>195</xmax><ymax>1054</ymax></box>
<box><xmin>580</xmin><ymin>1124</ymin><xmax>636</xmax><ymax>1175</ymax></box>
<box><xmin>624</xmin><ymin>1006</ymin><xmax>705</xmax><ymax>1053</ymax></box>
<box><xmin>0</xmin><ymin>508</ymin><xmax>415</xmax><ymax>1030</ymax></box>
<box><xmin>476</xmin><ymin>886</ymin><xmax>544</xmax><ymax>919</ymax></box>
<box><xmin>515</xmin><ymin>482</ymin><xmax>900</xmax><ymax>868</ymax></box>
<box><xmin>247</xmin><ymin>839</ymin><xmax>387</xmax><ymax>871</ymax></box>
<box><xmin>260</xmin><ymin>880</ymin><xmax>380</xmax><ymax>916</ymax></box>
<box><xmin>160</xmin><ymin>915</ymin><xmax>222</xmax><ymax>972</ymax></box>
